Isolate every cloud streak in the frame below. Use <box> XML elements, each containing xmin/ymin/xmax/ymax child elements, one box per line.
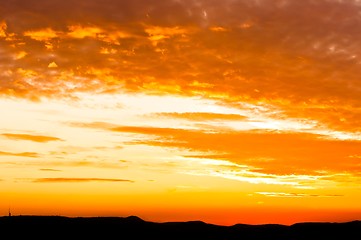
<box><xmin>256</xmin><ymin>192</ymin><xmax>344</xmax><ymax>198</ymax></box>
<box><xmin>2</xmin><ymin>133</ymin><xmax>62</xmax><ymax>142</ymax></box>
<box><xmin>151</xmin><ymin>112</ymin><xmax>247</xmax><ymax>122</ymax></box>
<box><xmin>32</xmin><ymin>177</ymin><xmax>134</xmax><ymax>183</ymax></box>
<box><xmin>39</xmin><ymin>168</ymin><xmax>62</xmax><ymax>172</ymax></box>
<box><xmin>0</xmin><ymin>151</ymin><xmax>39</xmax><ymax>158</ymax></box>
<box><xmin>70</xmin><ymin>122</ymin><xmax>361</xmax><ymax>186</ymax></box>
<box><xmin>109</xmin><ymin>125</ymin><xmax>361</xmax><ymax>174</ymax></box>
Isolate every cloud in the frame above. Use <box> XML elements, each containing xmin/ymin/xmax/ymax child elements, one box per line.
<box><xmin>0</xmin><ymin>20</ymin><xmax>6</xmax><ymax>37</ymax></box>
<box><xmin>48</xmin><ymin>62</ymin><xmax>58</xmax><ymax>68</ymax></box>
<box><xmin>39</xmin><ymin>168</ymin><xmax>62</xmax><ymax>172</ymax></box>
<box><xmin>1</xmin><ymin>133</ymin><xmax>62</xmax><ymax>142</ymax></box>
<box><xmin>32</xmin><ymin>177</ymin><xmax>134</xmax><ymax>183</ymax></box>
<box><xmin>151</xmin><ymin>112</ymin><xmax>247</xmax><ymax>122</ymax></box>
<box><xmin>67</xmin><ymin>121</ymin><xmax>117</xmax><ymax>129</ymax></box>
<box><xmin>23</xmin><ymin>28</ymin><xmax>59</xmax><ymax>41</ymax></box>
<box><xmin>67</xmin><ymin>25</ymin><xmax>103</xmax><ymax>39</ymax></box>
<box><xmin>0</xmin><ymin>0</ymin><xmax>360</xmax><ymax>133</ymax></box>
<box><xmin>0</xmin><ymin>151</ymin><xmax>39</xmax><ymax>158</ymax></box>
<box><xmin>106</xmin><ymin>125</ymin><xmax>361</xmax><ymax>177</ymax></box>
<box><xmin>145</xmin><ymin>25</ymin><xmax>194</xmax><ymax>46</ymax></box>
<box><xmin>61</xmin><ymin>160</ymin><xmax>128</xmax><ymax>169</ymax></box>
<box><xmin>256</xmin><ymin>192</ymin><xmax>344</xmax><ymax>198</ymax></box>
<box><xmin>0</xmin><ymin>159</ymin><xmax>128</xmax><ymax>170</ymax></box>
<box><xmin>69</xmin><ymin>121</ymin><xmax>361</xmax><ymax>178</ymax></box>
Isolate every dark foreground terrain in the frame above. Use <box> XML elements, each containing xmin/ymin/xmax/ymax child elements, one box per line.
<box><xmin>0</xmin><ymin>215</ymin><xmax>360</xmax><ymax>239</ymax></box>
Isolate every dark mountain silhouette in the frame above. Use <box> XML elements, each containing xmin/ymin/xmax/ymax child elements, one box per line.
<box><xmin>0</xmin><ymin>215</ymin><xmax>360</xmax><ymax>239</ymax></box>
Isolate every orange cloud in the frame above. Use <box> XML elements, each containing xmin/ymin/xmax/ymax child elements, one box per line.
<box><xmin>61</xmin><ymin>160</ymin><xmax>128</xmax><ymax>169</ymax></box>
<box><xmin>33</xmin><ymin>178</ymin><xmax>134</xmax><ymax>183</ymax></box>
<box><xmin>0</xmin><ymin>0</ymin><xmax>361</xmax><ymax>133</ymax></box>
<box><xmin>106</xmin><ymin>125</ymin><xmax>361</xmax><ymax>177</ymax></box>
<box><xmin>39</xmin><ymin>168</ymin><xmax>61</xmax><ymax>172</ymax></box>
<box><xmin>67</xmin><ymin>25</ymin><xmax>103</xmax><ymax>39</ymax></box>
<box><xmin>145</xmin><ymin>25</ymin><xmax>193</xmax><ymax>45</ymax></box>
<box><xmin>23</xmin><ymin>28</ymin><xmax>58</xmax><ymax>41</ymax></box>
<box><xmin>209</xmin><ymin>26</ymin><xmax>228</xmax><ymax>32</ymax></box>
<box><xmin>67</xmin><ymin>121</ymin><xmax>360</xmax><ymax>177</ymax></box>
<box><xmin>0</xmin><ymin>158</ymin><xmax>128</xmax><ymax>170</ymax></box>
<box><xmin>15</xmin><ymin>51</ymin><xmax>27</xmax><ymax>59</ymax></box>
<box><xmin>48</xmin><ymin>62</ymin><xmax>58</xmax><ymax>68</ymax></box>
<box><xmin>0</xmin><ymin>151</ymin><xmax>39</xmax><ymax>158</ymax></box>
<box><xmin>67</xmin><ymin>121</ymin><xmax>117</xmax><ymax>129</ymax></box>
<box><xmin>0</xmin><ymin>21</ymin><xmax>7</xmax><ymax>37</ymax></box>
<box><xmin>2</xmin><ymin>133</ymin><xmax>62</xmax><ymax>142</ymax></box>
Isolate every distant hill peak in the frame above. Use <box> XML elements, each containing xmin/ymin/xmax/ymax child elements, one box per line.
<box><xmin>125</xmin><ymin>215</ymin><xmax>145</xmax><ymax>222</ymax></box>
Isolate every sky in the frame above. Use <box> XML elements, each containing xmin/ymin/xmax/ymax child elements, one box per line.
<box><xmin>0</xmin><ymin>0</ymin><xmax>361</xmax><ymax>225</ymax></box>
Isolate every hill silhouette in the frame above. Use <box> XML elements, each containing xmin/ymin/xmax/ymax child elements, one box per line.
<box><xmin>0</xmin><ymin>215</ymin><xmax>360</xmax><ymax>239</ymax></box>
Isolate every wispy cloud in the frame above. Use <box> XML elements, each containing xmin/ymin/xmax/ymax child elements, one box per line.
<box><xmin>0</xmin><ymin>151</ymin><xmax>39</xmax><ymax>158</ymax></box>
<box><xmin>110</xmin><ymin>125</ymin><xmax>361</xmax><ymax>174</ymax></box>
<box><xmin>67</xmin><ymin>121</ymin><xmax>117</xmax><ymax>130</ymax></box>
<box><xmin>256</xmin><ymin>192</ymin><xmax>344</xmax><ymax>198</ymax></box>
<box><xmin>0</xmin><ymin>158</ymin><xmax>129</xmax><ymax>170</ymax></box>
<box><xmin>32</xmin><ymin>178</ymin><xmax>134</xmax><ymax>183</ymax></box>
<box><xmin>2</xmin><ymin>133</ymin><xmax>62</xmax><ymax>142</ymax></box>
<box><xmin>151</xmin><ymin>112</ymin><xmax>247</xmax><ymax>122</ymax></box>
<box><xmin>39</xmin><ymin>168</ymin><xmax>62</xmax><ymax>172</ymax></box>
<box><xmin>66</xmin><ymin>122</ymin><xmax>361</xmax><ymax>179</ymax></box>
<box><xmin>23</xmin><ymin>28</ymin><xmax>59</xmax><ymax>41</ymax></box>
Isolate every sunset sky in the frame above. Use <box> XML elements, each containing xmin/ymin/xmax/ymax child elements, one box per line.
<box><xmin>1</xmin><ymin>0</ymin><xmax>361</xmax><ymax>225</ymax></box>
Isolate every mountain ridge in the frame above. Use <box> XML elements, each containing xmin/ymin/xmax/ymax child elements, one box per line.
<box><xmin>1</xmin><ymin>215</ymin><xmax>360</xmax><ymax>239</ymax></box>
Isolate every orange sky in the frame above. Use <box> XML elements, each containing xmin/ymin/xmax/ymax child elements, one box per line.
<box><xmin>0</xmin><ymin>0</ymin><xmax>361</xmax><ymax>225</ymax></box>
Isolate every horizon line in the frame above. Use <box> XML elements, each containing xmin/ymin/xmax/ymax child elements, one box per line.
<box><xmin>1</xmin><ymin>214</ymin><xmax>360</xmax><ymax>227</ymax></box>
